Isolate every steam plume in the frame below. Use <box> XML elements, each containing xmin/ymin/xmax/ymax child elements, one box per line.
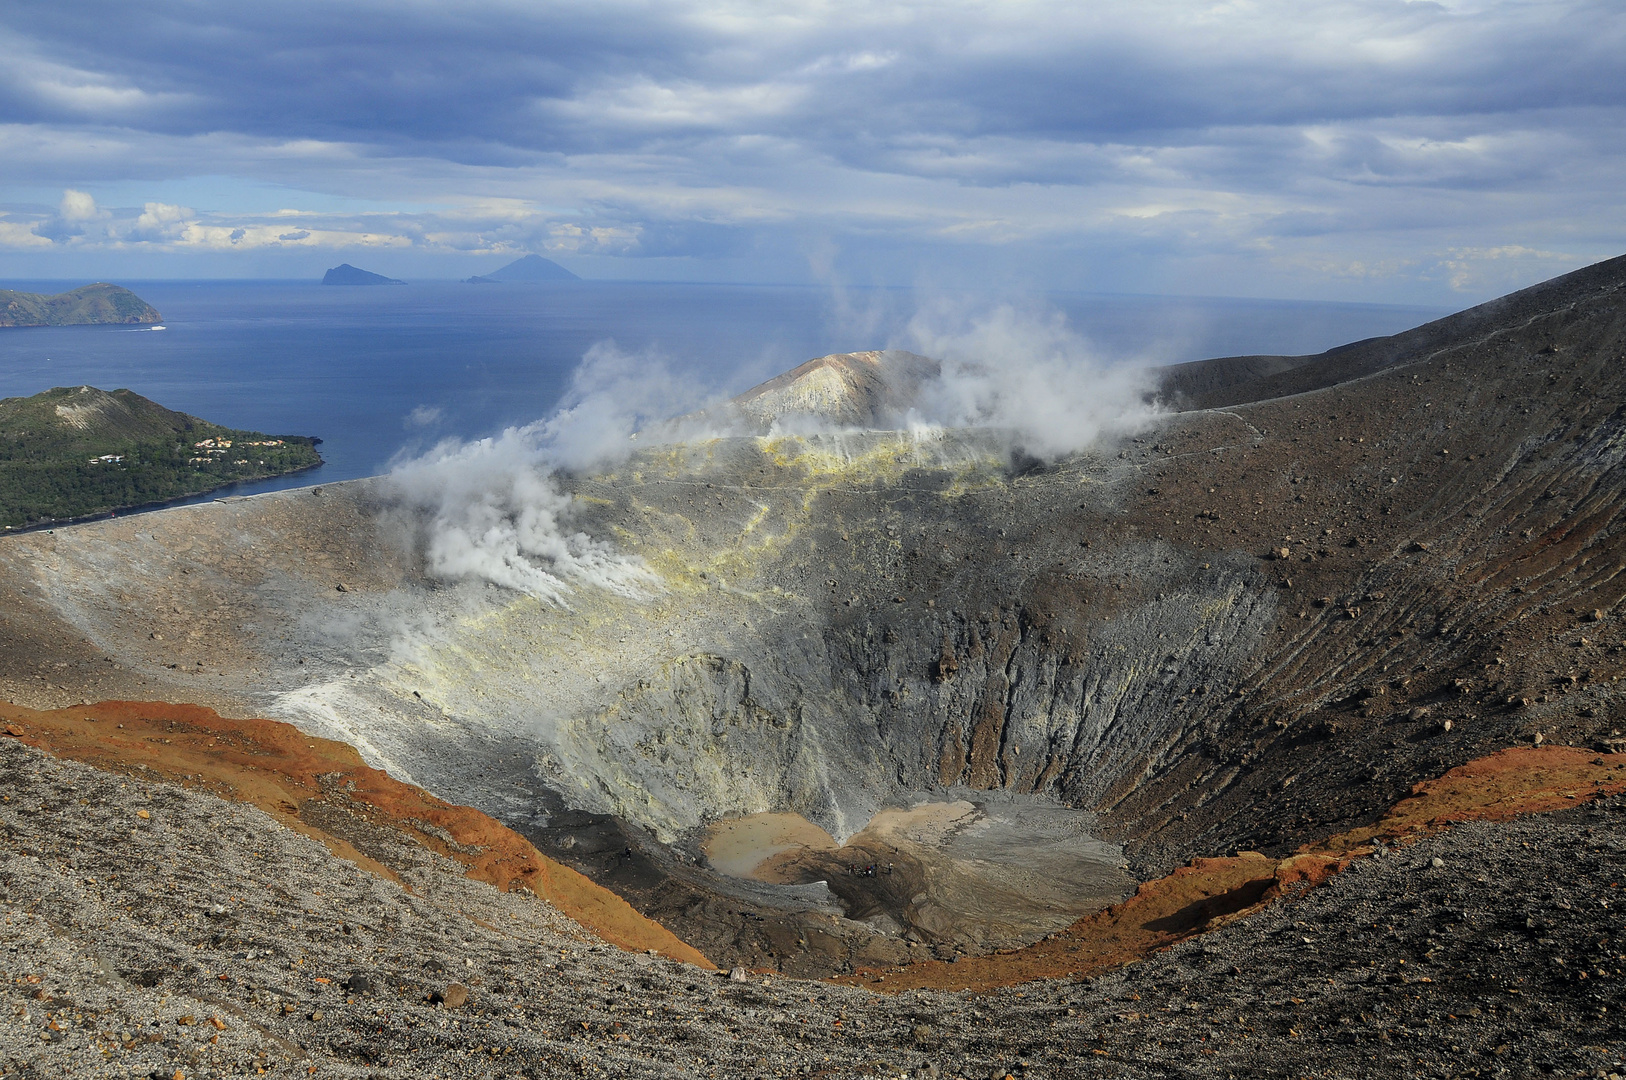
<box><xmin>897</xmin><ymin>300</ymin><xmax>1159</xmax><ymax>458</ymax></box>
<box><xmin>389</xmin><ymin>304</ymin><xmax>1158</xmax><ymax>599</ymax></box>
<box><xmin>383</xmin><ymin>341</ymin><xmax>716</xmax><ymax>602</ymax></box>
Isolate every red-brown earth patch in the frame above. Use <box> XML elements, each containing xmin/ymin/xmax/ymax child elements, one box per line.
<box><xmin>9</xmin><ymin>696</ymin><xmax>1619</xmax><ymax>993</ymax></box>
<box><xmin>0</xmin><ymin>698</ymin><xmax>712</xmax><ymax>969</ymax></box>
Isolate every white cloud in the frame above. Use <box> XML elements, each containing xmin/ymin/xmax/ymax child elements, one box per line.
<box><xmin>131</xmin><ymin>200</ymin><xmax>193</xmax><ymax>241</ymax></box>
<box><xmin>547</xmin><ymin>76</ymin><xmax>811</xmax><ymax>130</ymax></box>
<box><xmin>0</xmin><ymin>36</ymin><xmax>189</xmax><ymax>118</ymax></box>
<box><xmin>1439</xmin><ymin>244</ymin><xmax>1577</xmax><ymax>291</ymax></box>
<box><xmin>58</xmin><ymin>188</ymin><xmax>103</xmax><ymax>222</ymax></box>
<box><xmin>0</xmin><ymin>218</ymin><xmax>50</xmax><ymax>248</ymax></box>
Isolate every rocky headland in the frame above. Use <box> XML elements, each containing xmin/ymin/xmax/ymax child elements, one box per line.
<box><xmin>0</xmin><ymin>283</ymin><xmax>160</xmax><ymax>328</ymax></box>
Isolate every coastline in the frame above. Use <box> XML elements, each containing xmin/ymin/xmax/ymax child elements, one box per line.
<box><xmin>0</xmin><ymin>457</ymin><xmax>327</xmax><ymax>534</ymax></box>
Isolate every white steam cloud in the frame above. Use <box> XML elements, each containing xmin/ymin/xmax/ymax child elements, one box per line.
<box><xmin>897</xmin><ymin>300</ymin><xmax>1159</xmax><ymax>458</ymax></box>
<box><xmin>389</xmin><ymin>303</ymin><xmax>1158</xmax><ymax>599</ymax></box>
<box><xmin>384</xmin><ymin>341</ymin><xmax>719</xmax><ymax>603</ymax></box>
<box><xmin>386</xmin><ymin>430</ymin><xmax>655</xmax><ymax>604</ymax></box>
<box><xmin>529</xmin><ymin>339</ymin><xmax>722</xmax><ymax>471</ymax></box>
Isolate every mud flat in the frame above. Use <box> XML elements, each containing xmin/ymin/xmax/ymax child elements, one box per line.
<box><xmin>703</xmin><ymin>812</ymin><xmax>838</xmax><ymax>878</ymax></box>
<box><xmin>707</xmin><ymin>798</ymin><xmax>1134</xmax><ymax>951</ymax></box>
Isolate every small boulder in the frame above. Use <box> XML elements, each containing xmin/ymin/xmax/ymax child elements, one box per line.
<box><xmin>433</xmin><ymin>983</ymin><xmax>469</xmax><ymax>1009</ymax></box>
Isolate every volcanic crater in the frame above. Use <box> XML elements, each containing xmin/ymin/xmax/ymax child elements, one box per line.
<box><xmin>7</xmin><ymin>256</ymin><xmax>1626</xmax><ymax>1076</ymax></box>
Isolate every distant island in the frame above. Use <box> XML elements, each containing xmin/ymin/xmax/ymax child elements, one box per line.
<box><xmin>0</xmin><ymin>386</ymin><xmax>322</xmax><ymax>529</ymax></box>
<box><xmin>322</xmin><ymin>264</ymin><xmax>404</xmax><ymax>285</ymax></box>
<box><xmin>0</xmin><ymin>283</ymin><xmax>162</xmax><ymax>328</ymax></box>
<box><xmin>465</xmin><ymin>254</ymin><xmax>580</xmax><ymax>283</ymax></box>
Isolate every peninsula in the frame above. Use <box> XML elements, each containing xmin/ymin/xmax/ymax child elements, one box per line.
<box><xmin>0</xmin><ymin>283</ymin><xmax>161</xmax><ymax>328</ymax></box>
<box><xmin>0</xmin><ymin>385</ymin><xmax>321</xmax><ymax>528</ymax></box>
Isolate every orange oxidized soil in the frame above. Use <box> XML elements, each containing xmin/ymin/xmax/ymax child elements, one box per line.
<box><xmin>8</xmin><ymin>696</ymin><xmax>1619</xmax><ymax>994</ymax></box>
<box><xmin>0</xmin><ymin>698</ymin><xmax>712</xmax><ymax>970</ymax></box>
<box><xmin>835</xmin><ymin>745</ymin><xmax>1626</xmax><ymax>993</ymax></box>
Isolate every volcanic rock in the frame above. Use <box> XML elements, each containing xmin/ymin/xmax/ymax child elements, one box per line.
<box><xmin>9</xmin><ymin>729</ymin><xmax>1618</xmax><ymax>1078</ymax></box>
<box><xmin>4</xmin><ymin>255</ymin><xmax>1626</xmax><ymax>1076</ymax></box>
<box><xmin>432</xmin><ymin>983</ymin><xmax>469</xmax><ymax>1008</ymax></box>
<box><xmin>715</xmin><ymin>349</ymin><xmax>940</xmax><ymax>431</ymax></box>
<box><xmin>11</xmin><ymin>255</ymin><xmax>1626</xmax><ymax>967</ymax></box>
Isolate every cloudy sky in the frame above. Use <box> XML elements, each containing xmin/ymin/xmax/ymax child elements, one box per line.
<box><xmin>1</xmin><ymin>0</ymin><xmax>1621</xmax><ymax>301</ymax></box>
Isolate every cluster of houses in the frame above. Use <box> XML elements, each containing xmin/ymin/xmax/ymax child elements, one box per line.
<box><xmin>85</xmin><ymin>436</ymin><xmax>287</xmax><ymax>468</ymax></box>
<box><xmin>192</xmin><ymin>437</ymin><xmax>285</xmax><ymax>451</ymax></box>
<box><xmin>188</xmin><ymin>436</ymin><xmax>282</xmax><ymax>467</ymax></box>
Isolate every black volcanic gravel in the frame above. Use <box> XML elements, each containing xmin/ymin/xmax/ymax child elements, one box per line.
<box><xmin>4</xmin><ymin>737</ymin><xmax>1626</xmax><ymax>1079</ymax></box>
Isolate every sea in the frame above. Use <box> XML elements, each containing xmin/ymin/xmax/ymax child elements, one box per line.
<box><xmin>0</xmin><ymin>279</ymin><xmax>1450</xmax><ymax>501</ymax></box>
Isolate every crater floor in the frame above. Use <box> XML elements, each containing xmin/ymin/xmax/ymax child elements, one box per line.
<box><xmin>5</xmin><ymin>736</ymin><xmax>1626</xmax><ymax>1079</ymax></box>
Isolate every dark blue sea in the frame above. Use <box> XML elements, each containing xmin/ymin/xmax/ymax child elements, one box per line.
<box><xmin>0</xmin><ymin>279</ymin><xmax>1449</xmax><ymax>499</ymax></box>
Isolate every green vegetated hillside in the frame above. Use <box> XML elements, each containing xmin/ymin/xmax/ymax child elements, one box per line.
<box><xmin>0</xmin><ymin>283</ymin><xmax>162</xmax><ymax>327</ymax></box>
<box><xmin>0</xmin><ymin>386</ymin><xmax>321</xmax><ymax>528</ymax></box>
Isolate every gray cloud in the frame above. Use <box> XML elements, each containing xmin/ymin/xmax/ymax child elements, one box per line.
<box><xmin>0</xmin><ymin>1</ymin><xmax>1622</xmax><ymax>299</ymax></box>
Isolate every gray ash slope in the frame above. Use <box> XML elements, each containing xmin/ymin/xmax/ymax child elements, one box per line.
<box><xmin>6</xmin><ymin>736</ymin><xmax>1626</xmax><ymax>1080</ymax></box>
<box><xmin>4</xmin><ymin>255</ymin><xmax>1626</xmax><ymax>980</ymax></box>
